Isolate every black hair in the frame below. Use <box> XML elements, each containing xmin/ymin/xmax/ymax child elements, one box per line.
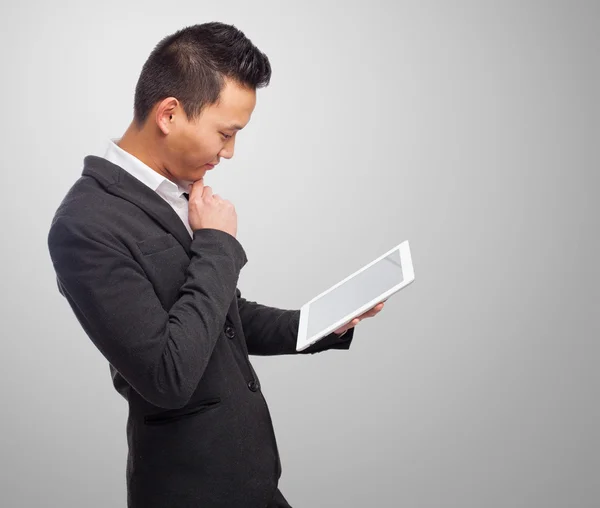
<box><xmin>133</xmin><ymin>22</ymin><xmax>272</xmax><ymax>128</ymax></box>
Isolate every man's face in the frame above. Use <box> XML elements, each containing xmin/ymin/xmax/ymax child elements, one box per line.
<box><xmin>161</xmin><ymin>77</ymin><xmax>256</xmax><ymax>186</ymax></box>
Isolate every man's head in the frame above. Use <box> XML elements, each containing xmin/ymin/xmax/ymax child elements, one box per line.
<box><xmin>129</xmin><ymin>22</ymin><xmax>271</xmax><ymax>185</ymax></box>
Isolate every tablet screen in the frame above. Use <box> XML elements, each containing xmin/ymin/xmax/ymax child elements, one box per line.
<box><xmin>306</xmin><ymin>248</ymin><xmax>404</xmax><ymax>339</ymax></box>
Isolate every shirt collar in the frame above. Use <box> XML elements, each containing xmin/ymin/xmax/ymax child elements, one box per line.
<box><xmin>104</xmin><ymin>138</ymin><xmax>189</xmax><ymax>198</ymax></box>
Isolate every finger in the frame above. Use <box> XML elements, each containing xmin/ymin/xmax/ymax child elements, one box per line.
<box><xmin>367</xmin><ymin>303</ymin><xmax>384</xmax><ymax>313</ymax></box>
<box><xmin>188</xmin><ymin>179</ymin><xmax>201</xmax><ymax>198</ymax></box>
<box><xmin>335</xmin><ymin>318</ymin><xmax>359</xmax><ymax>334</ymax></box>
<box><xmin>360</xmin><ymin>305</ymin><xmax>382</xmax><ymax>319</ymax></box>
<box><xmin>192</xmin><ymin>177</ymin><xmax>204</xmax><ymax>191</ymax></box>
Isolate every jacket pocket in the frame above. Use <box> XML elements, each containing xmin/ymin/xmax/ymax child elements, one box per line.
<box><xmin>137</xmin><ymin>234</ymin><xmax>180</xmax><ymax>256</ymax></box>
<box><xmin>143</xmin><ymin>397</ymin><xmax>222</xmax><ymax>425</ymax></box>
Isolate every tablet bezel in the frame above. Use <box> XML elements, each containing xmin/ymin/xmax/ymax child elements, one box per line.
<box><xmin>296</xmin><ymin>240</ymin><xmax>414</xmax><ymax>352</ymax></box>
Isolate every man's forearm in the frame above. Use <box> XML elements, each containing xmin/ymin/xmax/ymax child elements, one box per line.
<box><xmin>236</xmin><ymin>288</ymin><xmax>354</xmax><ymax>355</ymax></box>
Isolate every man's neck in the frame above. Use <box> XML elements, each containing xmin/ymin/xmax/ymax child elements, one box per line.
<box><xmin>117</xmin><ymin>122</ymin><xmax>176</xmax><ymax>184</ymax></box>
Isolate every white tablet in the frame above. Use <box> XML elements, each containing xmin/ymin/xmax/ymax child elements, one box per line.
<box><xmin>296</xmin><ymin>240</ymin><xmax>414</xmax><ymax>352</ymax></box>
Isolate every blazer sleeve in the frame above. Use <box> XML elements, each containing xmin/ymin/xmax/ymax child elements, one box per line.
<box><xmin>48</xmin><ymin>218</ymin><xmax>247</xmax><ymax>409</ymax></box>
<box><xmin>236</xmin><ymin>288</ymin><xmax>354</xmax><ymax>356</ymax></box>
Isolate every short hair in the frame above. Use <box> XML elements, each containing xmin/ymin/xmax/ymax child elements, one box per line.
<box><xmin>133</xmin><ymin>22</ymin><xmax>272</xmax><ymax>128</ymax></box>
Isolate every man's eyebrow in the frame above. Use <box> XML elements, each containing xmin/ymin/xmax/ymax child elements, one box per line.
<box><xmin>225</xmin><ymin>124</ymin><xmax>244</xmax><ymax>131</ymax></box>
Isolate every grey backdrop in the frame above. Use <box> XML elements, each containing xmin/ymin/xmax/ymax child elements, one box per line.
<box><xmin>1</xmin><ymin>1</ymin><xmax>598</xmax><ymax>507</ymax></box>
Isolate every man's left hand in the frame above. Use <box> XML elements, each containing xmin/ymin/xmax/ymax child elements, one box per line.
<box><xmin>333</xmin><ymin>300</ymin><xmax>386</xmax><ymax>335</ymax></box>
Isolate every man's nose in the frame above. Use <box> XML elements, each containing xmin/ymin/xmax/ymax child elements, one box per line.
<box><xmin>219</xmin><ymin>139</ymin><xmax>235</xmax><ymax>159</ymax></box>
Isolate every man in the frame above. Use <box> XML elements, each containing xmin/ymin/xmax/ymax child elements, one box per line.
<box><xmin>47</xmin><ymin>22</ymin><xmax>384</xmax><ymax>507</ymax></box>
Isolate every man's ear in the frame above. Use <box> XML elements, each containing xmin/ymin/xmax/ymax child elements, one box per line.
<box><xmin>156</xmin><ymin>97</ymin><xmax>179</xmax><ymax>135</ymax></box>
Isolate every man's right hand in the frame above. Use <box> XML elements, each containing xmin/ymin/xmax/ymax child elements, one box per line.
<box><xmin>188</xmin><ymin>178</ymin><xmax>238</xmax><ymax>238</ymax></box>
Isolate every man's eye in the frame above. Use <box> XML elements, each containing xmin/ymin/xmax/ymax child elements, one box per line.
<box><xmin>220</xmin><ymin>132</ymin><xmax>232</xmax><ymax>140</ymax></box>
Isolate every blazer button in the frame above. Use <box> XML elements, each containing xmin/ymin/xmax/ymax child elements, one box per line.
<box><xmin>248</xmin><ymin>380</ymin><xmax>260</xmax><ymax>392</ymax></box>
<box><xmin>224</xmin><ymin>325</ymin><xmax>236</xmax><ymax>339</ymax></box>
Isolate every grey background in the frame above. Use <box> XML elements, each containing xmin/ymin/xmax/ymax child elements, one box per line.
<box><xmin>1</xmin><ymin>0</ymin><xmax>598</xmax><ymax>506</ymax></box>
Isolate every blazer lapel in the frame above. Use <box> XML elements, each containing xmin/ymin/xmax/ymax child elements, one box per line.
<box><xmin>82</xmin><ymin>155</ymin><xmax>193</xmax><ymax>256</ymax></box>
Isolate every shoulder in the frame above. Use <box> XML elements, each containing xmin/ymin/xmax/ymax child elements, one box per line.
<box><xmin>48</xmin><ymin>178</ymin><xmax>131</xmax><ymax>257</ymax></box>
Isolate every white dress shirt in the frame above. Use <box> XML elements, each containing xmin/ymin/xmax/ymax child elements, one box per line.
<box><xmin>103</xmin><ymin>139</ymin><xmax>194</xmax><ymax>238</ymax></box>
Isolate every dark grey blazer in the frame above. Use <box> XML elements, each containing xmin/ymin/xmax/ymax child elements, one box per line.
<box><xmin>47</xmin><ymin>155</ymin><xmax>354</xmax><ymax>508</ymax></box>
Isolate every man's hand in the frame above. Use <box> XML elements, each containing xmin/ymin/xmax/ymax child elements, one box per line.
<box><xmin>188</xmin><ymin>178</ymin><xmax>238</xmax><ymax>238</ymax></box>
<box><xmin>333</xmin><ymin>300</ymin><xmax>386</xmax><ymax>335</ymax></box>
